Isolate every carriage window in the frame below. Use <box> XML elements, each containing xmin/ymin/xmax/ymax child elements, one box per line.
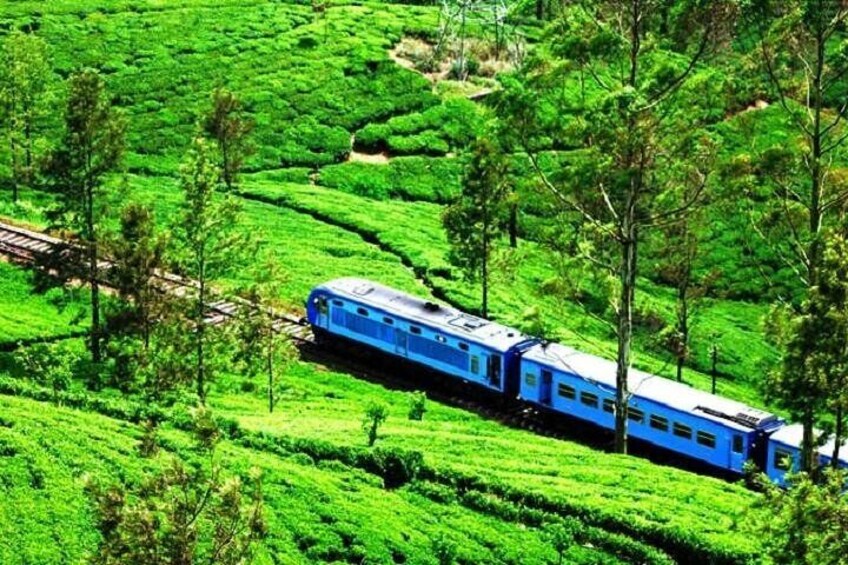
<box><xmin>628</xmin><ymin>408</ymin><xmax>644</xmax><ymax>424</ymax></box>
<box><xmin>383</xmin><ymin>317</ymin><xmax>394</xmax><ymax>325</ymax></box>
<box><xmin>732</xmin><ymin>435</ymin><xmax>744</xmax><ymax>454</ymax></box>
<box><xmin>525</xmin><ymin>373</ymin><xmax>537</xmax><ymax>386</ymax></box>
<box><xmin>332</xmin><ymin>300</ymin><xmax>343</xmax><ymax>306</ymax></box>
<box><xmin>458</xmin><ymin>343</ymin><xmax>469</xmax><ymax>351</ymax></box>
<box><xmin>774</xmin><ymin>449</ymin><xmax>792</xmax><ymax>471</ymax></box>
<box><xmin>315</xmin><ymin>297</ymin><xmax>328</xmax><ymax>314</ymax></box>
<box><xmin>558</xmin><ymin>384</ymin><xmax>575</xmax><ymax>399</ymax></box>
<box><xmin>603</xmin><ymin>399</ymin><xmax>615</xmax><ymax>413</ymax></box>
<box><xmin>435</xmin><ymin>335</ymin><xmax>447</xmax><ymax>343</ymax></box>
<box><xmin>649</xmin><ymin>415</ymin><xmax>668</xmax><ymax>432</ymax></box>
<box><xmin>696</xmin><ymin>431</ymin><xmax>716</xmax><ymax>448</ymax></box>
<box><xmin>580</xmin><ymin>391</ymin><xmax>598</xmax><ymax>408</ymax></box>
<box><xmin>673</xmin><ymin>423</ymin><xmax>692</xmax><ymax>439</ymax></box>
<box><xmin>470</xmin><ymin>356</ymin><xmax>480</xmax><ymax>374</ymax></box>
<box><xmin>410</xmin><ymin>326</ymin><xmax>422</xmax><ymax>335</ymax></box>
<box><xmin>356</xmin><ymin>307</ymin><xmax>369</xmax><ymax>316</ymax></box>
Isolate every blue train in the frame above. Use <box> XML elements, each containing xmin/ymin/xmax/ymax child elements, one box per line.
<box><xmin>306</xmin><ymin>277</ymin><xmax>847</xmax><ymax>483</ymax></box>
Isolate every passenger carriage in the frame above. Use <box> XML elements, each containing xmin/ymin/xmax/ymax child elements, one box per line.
<box><xmin>766</xmin><ymin>424</ymin><xmax>848</xmax><ymax>485</ymax></box>
<box><xmin>518</xmin><ymin>342</ymin><xmax>783</xmax><ymax>474</ymax></box>
<box><xmin>306</xmin><ymin>277</ymin><xmax>537</xmax><ymax>394</ymax></box>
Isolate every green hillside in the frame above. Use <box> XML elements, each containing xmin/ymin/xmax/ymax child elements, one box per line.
<box><xmin>0</xmin><ymin>0</ymin><xmax>834</xmax><ymax>562</ymax></box>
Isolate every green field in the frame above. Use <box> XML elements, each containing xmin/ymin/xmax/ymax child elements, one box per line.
<box><xmin>0</xmin><ymin>0</ymin><xmax>820</xmax><ymax>562</ymax></box>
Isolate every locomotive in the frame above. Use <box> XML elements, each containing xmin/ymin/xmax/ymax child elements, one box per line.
<box><xmin>307</xmin><ymin>277</ymin><xmax>847</xmax><ymax>484</ymax></box>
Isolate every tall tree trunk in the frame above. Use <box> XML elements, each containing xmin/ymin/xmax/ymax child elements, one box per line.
<box><xmin>535</xmin><ymin>0</ymin><xmax>543</xmax><ymax>20</ymax></box>
<box><xmin>87</xmin><ymin>187</ymin><xmax>101</xmax><ymax>363</ymax></box>
<box><xmin>676</xmin><ymin>281</ymin><xmax>688</xmax><ymax>382</ymax></box>
<box><xmin>802</xmin><ymin>407</ymin><xmax>816</xmax><ymax>473</ymax></box>
<box><xmin>482</xmin><ymin>232</ymin><xmax>489</xmax><ymax>318</ymax></box>
<box><xmin>24</xmin><ymin>109</ymin><xmax>32</xmax><ymax>186</ymax></box>
<box><xmin>615</xmin><ymin>221</ymin><xmax>637</xmax><ymax>455</ymax></box>
<box><xmin>10</xmin><ymin>135</ymin><xmax>18</xmax><ymax>203</ymax></box>
<box><xmin>509</xmin><ymin>202</ymin><xmax>518</xmax><ymax>248</ymax></box>
<box><xmin>197</xmin><ymin>254</ymin><xmax>206</xmax><ymax>404</ymax></box>
<box><xmin>268</xmin><ymin>341</ymin><xmax>274</xmax><ymax>414</ymax></box>
<box><xmin>833</xmin><ymin>405</ymin><xmax>843</xmax><ymax>468</ymax></box>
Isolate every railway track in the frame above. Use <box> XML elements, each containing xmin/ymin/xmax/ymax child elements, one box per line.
<box><xmin>0</xmin><ymin>221</ymin><xmax>727</xmax><ymax>477</ymax></box>
<box><xmin>0</xmin><ymin>221</ymin><xmax>312</xmax><ymax>342</ymax></box>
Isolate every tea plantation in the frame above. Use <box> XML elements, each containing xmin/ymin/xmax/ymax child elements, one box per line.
<box><xmin>0</xmin><ymin>0</ymin><xmax>817</xmax><ymax>562</ymax></box>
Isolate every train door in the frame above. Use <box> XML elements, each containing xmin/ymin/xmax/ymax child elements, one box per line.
<box><xmin>487</xmin><ymin>354</ymin><xmax>502</xmax><ymax>388</ymax></box>
<box><xmin>729</xmin><ymin>432</ymin><xmax>745</xmax><ymax>472</ymax></box>
<box><xmin>394</xmin><ymin>329</ymin><xmax>408</xmax><ymax>357</ymax></box>
<box><xmin>539</xmin><ymin>369</ymin><xmax>553</xmax><ymax>406</ymax></box>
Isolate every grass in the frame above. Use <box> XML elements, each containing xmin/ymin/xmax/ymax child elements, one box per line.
<box><xmin>0</xmin><ymin>262</ymin><xmax>89</xmax><ymax>346</ymax></box>
<box><xmin>0</xmin><ymin>390</ymin><xmax>643</xmax><ymax>564</ymax></box>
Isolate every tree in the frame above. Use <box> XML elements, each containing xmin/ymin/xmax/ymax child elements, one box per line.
<box><xmin>0</xmin><ymin>30</ymin><xmax>51</xmax><ymax>202</ymax></box>
<box><xmin>172</xmin><ymin>136</ymin><xmax>245</xmax><ymax>404</ymax></box>
<box><xmin>753</xmin><ymin>0</ymin><xmax>848</xmax><ymax>473</ymax></box>
<box><xmin>443</xmin><ymin>137</ymin><xmax>512</xmax><ymax>318</ymax></box>
<box><xmin>45</xmin><ymin>68</ymin><xmax>126</xmax><ymax>364</ymax></box>
<box><xmin>655</xmin><ymin>188</ymin><xmax>717</xmax><ymax>383</ymax></box>
<box><xmin>106</xmin><ymin>203</ymin><xmax>167</xmax><ymax>350</ymax></box>
<box><xmin>362</xmin><ymin>402</ymin><xmax>388</xmax><ymax>447</ymax></box>
<box><xmin>203</xmin><ymin>88</ymin><xmax>253</xmax><ymax>192</ymax></box>
<box><xmin>86</xmin><ymin>407</ymin><xmax>266</xmax><ymax>565</ymax></box>
<box><xmin>770</xmin><ymin>231</ymin><xmax>848</xmax><ymax>469</ymax></box>
<box><xmin>751</xmin><ymin>469</ymin><xmax>848</xmax><ymax>564</ymax></box>
<box><xmin>233</xmin><ymin>260</ymin><xmax>297</xmax><ymax>414</ymax></box>
<box><xmin>14</xmin><ymin>341</ymin><xmax>74</xmax><ymax>405</ymax></box>
<box><xmin>497</xmin><ymin>1</ymin><xmax>733</xmax><ymax>453</ymax></box>
<box><xmin>407</xmin><ymin>391</ymin><xmax>427</xmax><ymax>421</ymax></box>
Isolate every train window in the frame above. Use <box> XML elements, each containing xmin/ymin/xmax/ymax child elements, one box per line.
<box><xmin>696</xmin><ymin>431</ymin><xmax>716</xmax><ymax>448</ymax></box>
<box><xmin>558</xmin><ymin>383</ymin><xmax>575</xmax><ymax>399</ymax></box>
<box><xmin>602</xmin><ymin>399</ymin><xmax>615</xmax><ymax>413</ymax></box>
<box><xmin>774</xmin><ymin>449</ymin><xmax>792</xmax><ymax>471</ymax></box>
<box><xmin>649</xmin><ymin>415</ymin><xmax>668</xmax><ymax>432</ymax></box>
<box><xmin>458</xmin><ymin>343</ymin><xmax>469</xmax><ymax>351</ymax></box>
<box><xmin>356</xmin><ymin>307</ymin><xmax>369</xmax><ymax>316</ymax></box>
<box><xmin>435</xmin><ymin>335</ymin><xmax>447</xmax><ymax>343</ymax></box>
<box><xmin>332</xmin><ymin>300</ymin><xmax>343</xmax><ymax>307</ymax></box>
<box><xmin>525</xmin><ymin>373</ymin><xmax>537</xmax><ymax>386</ymax></box>
<box><xmin>628</xmin><ymin>408</ymin><xmax>644</xmax><ymax>423</ymax></box>
<box><xmin>580</xmin><ymin>391</ymin><xmax>598</xmax><ymax>408</ymax></box>
<box><xmin>315</xmin><ymin>296</ymin><xmax>328</xmax><ymax>314</ymax></box>
<box><xmin>732</xmin><ymin>435</ymin><xmax>744</xmax><ymax>454</ymax></box>
<box><xmin>470</xmin><ymin>356</ymin><xmax>480</xmax><ymax>374</ymax></box>
<box><xmin>410</xmin><ymin>326</ymin><xmax>422</xmax><ymax>335</ymax></box>
<box><xmin>673</xmin><ymin>423</ymin><xmax>692</xmax><ymax>439</ymax></box>
<box><xmin>382</xmin><ymin>317</ymin><xmax>394</xmax><ymax>325</ymax></box>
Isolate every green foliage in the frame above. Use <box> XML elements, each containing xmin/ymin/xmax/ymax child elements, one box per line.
<box><xmin>362</xmin><ymin>402</ymin><xmax>388</xmax><ymax>447</ymax></box>
<box><xmin>750</xmin><ymin>469</ymin><xmax>848</xmax><ymax>565</ymax></box>
<box><xmin>13</xmin><ymin>341</ymin><xmax>74</xmax><ymax>404</ymax></box>
<box><xmin>408</xmin><ymin>390</ymin><xmax>427</xmax><ymax>421</ymax></box>
<box><xmin>317</xmin><ymin>156</ymin><xmax>463</xmax><ymax>202</ymax></box>
<box><xmin>353</xmin><ymin>98</ymin><xmax>481</xmax><ymax>156</ymax></box>
<box><xmin>203</xmin><ymin>87</ymin><xmax>254</xmax><ymax>191</ymax></box>
<box><xmin>0</xmin><ymin>29</ymin><xmax>52</xmax><ymax>200</ymax></box>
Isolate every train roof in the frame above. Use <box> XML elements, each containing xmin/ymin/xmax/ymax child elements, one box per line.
<box><xmin>523</xmin><ymin>342</ymin><xmax>781</xmax><ymax>432</ymax></box>
<box><xmin>316</xmin><ymin>277</ymin><xmax>534</xmax><ymax>352</ymax></box>
<box><xmin>770</xmin><ymin>424</ymin><xmax>848</xmax><ymax>465</ymax></box>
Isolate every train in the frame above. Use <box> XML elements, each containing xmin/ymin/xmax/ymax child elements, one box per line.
<box><xmin>306</xmin><ymin>277</ymin><xmax>847</xmax><ymax>484</ymax></box>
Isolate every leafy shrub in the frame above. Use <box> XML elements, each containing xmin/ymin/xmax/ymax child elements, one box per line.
<box><xmin>408</xmin><ymin>390</ymin><xmax>427</xmax><ymax>420</ymax></box>
<box><xmin>318</xmin><ymin>156</ymin><xmax>462</xmax><ymax>202</ymax></box>
<box><xmin>362</xmin><ymin>402</ymin><xmax>388</xmax><ymax>446</ymax></box>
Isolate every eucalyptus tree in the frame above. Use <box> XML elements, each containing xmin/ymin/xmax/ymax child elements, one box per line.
<box><xmin>443</xmin><ymin>136</ymin><xmax>512</xmax><ymax>318</ymax></box>
<box><xmin>753</xmin><ymin>0</ymin><xmax>848</xmax><ymax>472</ymax></box>
<box><xmin>203</xmin><ymin>87</ymin><xmax>253</xmax><ymax>192</ymax></box>
<box><xmin>496</xmin><ymin>0</ymin><xmax>734</xmax><ymax>453</ymax></box>
<box><xmin>45</xmin><ymin>68</ymin><xmax>126</xmax><ymax>364</ymax></box>
<box><xmin>0</xmin><ymin>30</ymin><xmax>51</xmax><ymax>202</ymax></box>
<box><xmin>172</xmin><ymin>136</ymin><xmax>246</xmax><ymax>404</ymax></box>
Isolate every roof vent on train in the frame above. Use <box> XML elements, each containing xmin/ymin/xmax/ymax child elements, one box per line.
<box><xmin>352</xmin><ymin>283</ymin><xmax>375</xmax><ymax>296</ymax></box>
<box><xmin>424</xmin><ymin>301</ymin><xmax>440</xmax><ymax>312</ymax></box>
<box><xmin>449</xmin><ymin>313</ymin><xmax>488</xmax><ymax>331</ymax></box>
<box><xmin>694</xmin><ymin>405</ymin><xmax>778</xmax><ymax>428</ymax></box>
